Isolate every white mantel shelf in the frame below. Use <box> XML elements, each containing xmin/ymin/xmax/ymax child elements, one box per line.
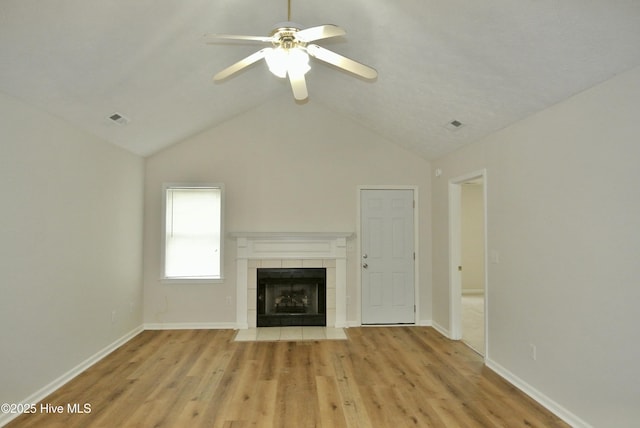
<box><xmin>229</xmin><ymin>231</ymin><xmax>354</xmax><ymax>260</ymax></box>
<box><xmin>229</xmin><ymin>231</ymin><xmax>354</xmax><ymax>239</ymax></box>
<box><xmin>230</xmin><ymin>232</ymin><xmax>354</xmax><ymax>329</ymax></box>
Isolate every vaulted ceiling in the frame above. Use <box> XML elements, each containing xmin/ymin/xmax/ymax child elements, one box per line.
<box><xmin>1</xmin><ymin>0</ymin><xmax>639</xmax><ymax>159</ymax></box>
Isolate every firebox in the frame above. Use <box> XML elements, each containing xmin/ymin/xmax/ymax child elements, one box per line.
<box><xmin>257</xmin><ymin>268</ymin><xmax>326</xmax><ymax>327</ymax></box>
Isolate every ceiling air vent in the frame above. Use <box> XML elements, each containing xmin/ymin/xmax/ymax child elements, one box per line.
<box><xmin>444</xmin><ymin>119</ymin><xmax>464</xmax><ymax>131</ymax></box>
<box><xmin>108</xmin><ymin>112</ymin><xmax>130</xmax><ymax>125</ymax></box>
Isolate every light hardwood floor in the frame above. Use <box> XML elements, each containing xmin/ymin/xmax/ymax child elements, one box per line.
<box><xmin>7</xmin><ymin>327</ymin><xmax>569</xmax><ymax>427</ymax></box>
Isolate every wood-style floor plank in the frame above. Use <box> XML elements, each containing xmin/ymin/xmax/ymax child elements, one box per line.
<box><xmin>6</xmin><ymin>327</ymin><xmax>570</xmax><ymax>428</ymax></box>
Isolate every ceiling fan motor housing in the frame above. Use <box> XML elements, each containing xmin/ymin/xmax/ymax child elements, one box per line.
<box><xmin>271</xmin><ymin>23</ymin><xmax>306</xmax><ymax>49</ymax></box>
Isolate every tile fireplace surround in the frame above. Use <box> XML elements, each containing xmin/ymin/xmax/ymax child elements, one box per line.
<box><xmin>230</xmin><ymin>232</ymin><xmax>353</xmax><ymax>329</ymax></box>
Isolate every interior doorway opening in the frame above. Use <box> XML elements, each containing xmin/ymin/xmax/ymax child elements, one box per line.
<box><xmin>449</xmin><ymin>171</ymin><xmax>487</xmax><ymax>357</ymax></box>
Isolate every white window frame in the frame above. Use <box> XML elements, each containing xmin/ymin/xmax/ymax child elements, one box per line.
<box><xmin>161</xmin><ymin>183</ymin><xmax>225</xmax><ymax>284</ymax></box>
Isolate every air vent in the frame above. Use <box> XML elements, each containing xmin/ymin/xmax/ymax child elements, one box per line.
<box><xmin>108</xmin><ymin>112</ymin><xmax>130</xmax><ymax>125</ymax></box>
<box><xmin>444</xmin><ymin>119</ymin><xmax>464</xmax><ymax>131</ymax></box>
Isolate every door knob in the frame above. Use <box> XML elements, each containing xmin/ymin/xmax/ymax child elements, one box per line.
<box><xmin>363</xmin><ymin>253</ymin><xmax>368</xmax><ymax>259</ymax></box>
<box><xmin>362</xmin><ymin>263</ymin><xmax>368</xmax><ymax>269</ymax></box>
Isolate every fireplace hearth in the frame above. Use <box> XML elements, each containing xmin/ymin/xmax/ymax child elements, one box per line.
<box><xmin>257</xmin><ymin>268</ymin><xmax>326</xmax><ymax>327</ymax></box>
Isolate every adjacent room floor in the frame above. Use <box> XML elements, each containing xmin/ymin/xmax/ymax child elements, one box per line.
<box><xmin>462</xmin><ymin>293</ymin><xmax>485</xmax><ymax>355</ymax></box>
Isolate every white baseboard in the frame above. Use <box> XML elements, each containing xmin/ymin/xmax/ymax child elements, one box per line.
<box><xmin>462</xmin><ymin>288</ymin><xmax>485</xmax><ymax>295</ymax></box>
<box><xmin>143</xmin><ymin>322</ymin><xmax>238</xmax><ymax>330</ymax></box>
<box><xmin>0</xmin><ymin>325</ymin><xmax>143</xmax><ymax>428</ymax></box>
<box><xmin>486</xmin><ymin>358</ymin><xmax>591</xmax><ymax>428</ymax></box>
<box><xmin>429</xmin><ymin>326</ymin><xmax>588</xmax><ymax>427</ymax></box>
<box><xmin>431</xmin><ymin>321</ymin><xmax>451</xmax><ymax>338</ymax></box>
<box><xmin>418</xmin><ymin>319</ymin><xmax>432</xmax><ymax>326</ymax></box>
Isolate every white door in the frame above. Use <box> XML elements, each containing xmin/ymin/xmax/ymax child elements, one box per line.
<box><xmin>361</xmin><ymin>189</ymin><xmax>415</xmax><ymax>324</ymax></box>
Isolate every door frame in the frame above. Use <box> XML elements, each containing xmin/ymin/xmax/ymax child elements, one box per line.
<box><xmin>448</xmin><ymin>170</ymin><xmax>488</xmax><ymax>356</ymax></box>
<box><xmin>356</xmin><ymin>185</ymin><xmax>420</xmax><ymax>326</ymax></box>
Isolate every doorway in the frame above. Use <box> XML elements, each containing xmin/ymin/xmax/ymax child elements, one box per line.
<box><xmin>360</xmin><ymin>188</ymin><xmax>416</xmax><ymax>324</ymax></box>
<box><xmin>449</xmin><ymin>171</ymin><xmax>487</xmax><ymax>356</ymax></box>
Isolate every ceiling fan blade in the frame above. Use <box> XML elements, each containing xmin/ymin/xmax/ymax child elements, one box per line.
<box><xmin>295</xmin><ymin>24</ymin><xmax>346</xmax><ymax>43</ymax></box>
<box><xmin>288</xmin><ymin>70</ymin><xmax>308</xmax><ymax>101</ymax></box>
<box><xmin>204</xmin><ymin>34</ymin><xmax>275</xmax><ymax>43</ymax></box>
<box><xmin>213</xmin><ymin>48</ymin><xmax>271</xmax><ymax>81</ymax></box>
<box><xmin>306</xmin><ymin>44</ymin><xmax>377</xmax><ymax>80</ymax></box>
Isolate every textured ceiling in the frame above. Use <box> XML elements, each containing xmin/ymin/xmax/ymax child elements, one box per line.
<box><xmin>1</xmin><ymin>0</ymin><xmax>639</xmax><ymax>159</ymax></box>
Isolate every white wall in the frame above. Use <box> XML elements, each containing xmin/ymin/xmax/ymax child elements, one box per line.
<box><xmin>431</xmin><ymin>66</ymin><xmax>640</xmax><ymax>427</ymax></box>
<box><xmin>0</xmin><ymin>91</ymin><xmax>144</xmax><ymax>412</ymax></box>
<box><xmin>143</xmin><ymin>95</ymin><xmax>432</xmax><ymax>327</ymax></box>
<box><xmin>461</xmin><ymin>184</ymin><xmax>485</xmax><ymax>292</ymax></box>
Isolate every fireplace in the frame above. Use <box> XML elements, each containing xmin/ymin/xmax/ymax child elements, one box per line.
<box><xmin>257</xmin><ymin>268</ymin><xmax>326</xmax><ymax>327</ymax></box>
<box><xmin>230</xmin><ymin>232</ymin><xmax>352</xmax><ymax>329</ymax></box>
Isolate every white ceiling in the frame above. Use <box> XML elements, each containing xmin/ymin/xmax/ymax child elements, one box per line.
<box><xmin>1</xmin><ymin>0</ymin><xmax>639</xmax><ymax>159</ymax></box>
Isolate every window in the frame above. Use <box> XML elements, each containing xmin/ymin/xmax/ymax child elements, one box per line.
<box><xmin>163</xmin><ymin>184</ymin><xmax>223</xmax><ymax>281</ymax></box>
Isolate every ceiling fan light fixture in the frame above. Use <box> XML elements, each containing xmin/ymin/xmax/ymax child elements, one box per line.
<box><xmin>265</xmin><ymin>48</ymin><xmax>288</xmax><ymax>78</ymax></box>
<box><xmin>288</xmin><ymin>48</ymin><xmax>310</xmax><ymax>75</ymax></box>
<box><xmin>265</xmin><ymin>47</ymin><xmax>310</xmax><ymax>78</ymax></box>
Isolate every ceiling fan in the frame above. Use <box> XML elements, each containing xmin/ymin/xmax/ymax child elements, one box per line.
<box><xmin>205</xmin><ymin>0</ymin><xmax>377</xmax><ymax>101</ymax></box>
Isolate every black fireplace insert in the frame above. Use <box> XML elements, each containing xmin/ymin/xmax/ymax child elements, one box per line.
<box><xmin>257</xmin><ymin>268</ymin><xmax>326</xmax><ymax>327</ymax></box>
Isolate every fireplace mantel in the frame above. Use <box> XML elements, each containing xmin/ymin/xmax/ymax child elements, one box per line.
<box><xmin>230</xmin><ymin>232</ymin><xmax>353</xmax><ymax>239</ymax></box>
<box><xmin>230</xmin><ymin>232</ymin><xmax>354</xmax><ymax>329</ymax></box>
